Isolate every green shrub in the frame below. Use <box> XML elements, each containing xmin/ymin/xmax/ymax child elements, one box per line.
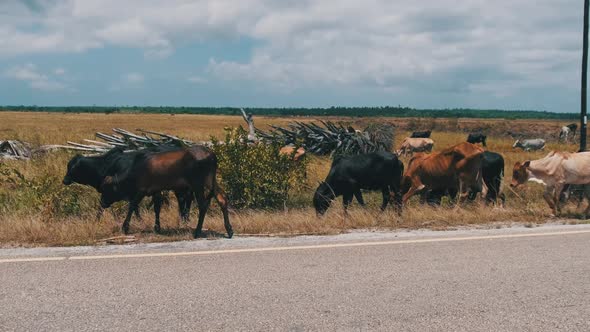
<box><xmin>0</xmin><ymin>164</ymin><xmax>97</xmax><ymax>218</ymax></box>
<box><xmin>212</xmin><ymin>127</ymin><xmax>307</xmax><ymax>209</ymax></box>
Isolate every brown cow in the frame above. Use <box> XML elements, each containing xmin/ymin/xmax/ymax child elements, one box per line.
<box><xmin>279</xmin><ymin>145</ymin><xmax>306</xmax><ymax>161</ymax></box>
<box><xmin>401</xmin><ymin>142</ymin><xmax>484</xmax><ymax>204</ymax></box>
<box><xmin>100</xmin><ymin>145</ymin><xmax>233</xmax><ymax>238</ymax></box>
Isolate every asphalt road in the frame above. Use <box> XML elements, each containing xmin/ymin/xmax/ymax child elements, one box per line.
<box><xmin>1</xmin><ymin>224</ymin><xmax>590</xmax><ymax>331</ymax></box>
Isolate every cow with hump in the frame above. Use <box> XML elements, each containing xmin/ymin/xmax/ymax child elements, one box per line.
<box><xmin>63</xmin><ymin>146</ymin><xmax>192</xmax><ymax>223</ymax></box>
<box><xmin>99</xmin><ymin>145</ymin><xmax>233</xmax><ymax>238</ymax></box>
<box><xmin>511</xmin><ymin>151</ymin><xmax>590</xmax><ymax>217</ymax></box>
<box><xmin>313</xmin><ymin>151</ymin><xmax>404</xmax><ymax>216</ymax></box>
<box><xmin>401</xmin><ymin>142</ymin><xmax>484</xmax><ymax>205</ymax></box>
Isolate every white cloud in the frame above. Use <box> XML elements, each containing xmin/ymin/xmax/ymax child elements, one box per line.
<box><xmin>0</xmin><ymin>0</ymin><xmax>583</xmax><ymax>102</ymax></box>
<box><xmin>54</xmin><ymin>67</ymin><xmax>65</xmax><ymax>75</ymax></box>
<box><xmin>187</xmin><ymin>76</ymin><xmax>207</xmax><ymax>84</ymax></box>
<box><xmin>5</xmin><ymin>63</ymin><xmax>67</xmax><ymax>91</ymax></box>
<box><xmin>124</xmin><ymin>72</ymin><xmax>145</xmax><ymax>84</ymax></box>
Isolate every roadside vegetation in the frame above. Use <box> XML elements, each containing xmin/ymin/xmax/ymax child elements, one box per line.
<box><xmin>0</xmin><ymin>112</ymin><xmax>586</xmax><ymax>247</ymax></box>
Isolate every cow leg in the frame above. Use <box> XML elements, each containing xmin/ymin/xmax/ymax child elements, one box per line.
<box><xmin>193</xmin><ymin>192</ymin><xmax>211</xmax><ymax>239</ymax></box>
<box><xmin>402</xmin><ymin>185</ymin><xmax>422</xmax><ymax>204</ymax></box>
<box><xmin>354</xmin><ymin>190</ymin><xmax>365</xmax><ymax>207</ymax></box>
<box><xmin>542</xmin><ymin>187</ymin><xmax>557</xmax><ymax>216</ymax></box>
<box><xmin>583</xmin><ymin>186</ymin><xmax>590</xmax><ymax>219</ymax></box>
<box><xmin>392</xmin><ymin>188</ymin><xmax>403</xmax><ymax>215</ymax></box>
<box><xmin>214</xmin><ymin>188</ymin><xmax>233</xmax><ymax>239</ymax></box>
<box><xmin>175</xmin><ymin>191</ymin><xmax>191</xmax><ymax>223</ymax></box>
<box><xmin>123</xmin><ymin>197</ymin><xmax>143</xmax><ymax>235</ymax></box>
<box><xmin>152</xmin><ymin>193</ymin><xmax>163</xmax><ymax>234</ymax></box>
<box><xmin>133</xmin><ymin>204</ymin><xmax>142</xmax><ymax>221</ymax></box>
<box><xmin>380</xmin><ymin>188</ymin><xmax>390</xmax><ymax>211</ymax></box>
<box><xmin>342</xmin><ymin>192</ymin><xmax>354</xmax><ymax>216</ymax></box>
<box><xmin>553</xmin><ymin>183</ymin><xmax>565</xmax><ymax>216</ymax></box>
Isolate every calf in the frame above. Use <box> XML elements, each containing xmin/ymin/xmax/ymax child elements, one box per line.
<box><xmin>513</xmin><ymin>139</ymin><xmax>545</xmax><ymax>151</ymax></box>
<box><xmin>410</xmin><ymin>130</ymin><xmax>432</xmax><ymax>138</ymax></box>
<box><xmin>313</xmin><ymin>152</ymin><xmax>404</xmax><ymax>216</ymax></box>
<box><xmin>467</xmin><ymin>133</ymin><xmax>487</xmax><ymax>147</ymax></box>
<box><xmin>100</xmin><ymin>145</ymin><xmax>233</xmax><ymax>238</ymax></box>
<box><xmin>397</xmin><ymin>138</ymin><xmax>434</xmax><ymax>157</ymax></box>
<box><xmin>63</xmin><ymin>147</ymin><xmax>192</xmax><ymax>222</ymax></box>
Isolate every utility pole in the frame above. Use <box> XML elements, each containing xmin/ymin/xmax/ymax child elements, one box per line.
<box><xmin>581</xmin><ymin>0</ymin><xmax>589</xmax><ymax>151</ymax></box>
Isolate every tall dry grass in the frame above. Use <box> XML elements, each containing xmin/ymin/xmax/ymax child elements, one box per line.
<box><xmin>0</xmin><ymin>112</ymin><xmax>586</xmax><ymax>247</ymax></box>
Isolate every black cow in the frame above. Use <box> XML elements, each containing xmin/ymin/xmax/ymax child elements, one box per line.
<box><xmin>99</xmin><ymin>145</ymin><xmax>233</xmax><ymax>238</ymax></box>
<box><xmin>566</xmin><ymin>123</ymin><xmax>578</xmax><ymax>141</ymax></box>
<box><xmin>424</xmin><ymin>151</ymin><xmax>505</xmax><ymax>206</ymax></box>
<box><xmin>313</xmin><ymin>152</ymin><xmax>404</xmax><ymax>216</ymax></box>
<box><xmin>410</xmin><ymin>130</ymin><xmax>432</xmax><ymax>138</ymax></box>
<box><xmin>63</xmin><ymin>147</ymin><xmax>192</xmax><ymax>225</ymax></box>
<box><xmin>467</xmin><ymin>133</ymin><xmax>487</xmax><ymax>147</ymax></box>
<box><xmin>559</xmin><ymin>184</ymin><xmax>587</xmax><ymax>206</ymax></box>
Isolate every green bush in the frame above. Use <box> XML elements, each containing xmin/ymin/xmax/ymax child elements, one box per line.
<box><xmin>212</xmin><ymin>127</ymin><xmax>307</xmax><ymax>209</ymax></box>
<box><xmin>0</xmin><ymin>164</ymin><xmax>97</xmax><ymax>218</ymax></box>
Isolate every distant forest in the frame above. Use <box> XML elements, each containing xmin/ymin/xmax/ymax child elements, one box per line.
<box><xmin>0</xmin><ymin>105</ymin><xmax>578</xmax><ymax>120</ymax></box>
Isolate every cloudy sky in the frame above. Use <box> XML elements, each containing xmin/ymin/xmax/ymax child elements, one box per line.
<box><xmin>0</xmin><ymin>0</ymin><xmax>584</xmax><ymax>111</ymax></box>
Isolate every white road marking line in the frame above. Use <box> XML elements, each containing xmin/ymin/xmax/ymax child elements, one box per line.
<box><xmin>1</xmin><ymin>229</ymin><xmax>589</xmax><ymax>264</ymax></box>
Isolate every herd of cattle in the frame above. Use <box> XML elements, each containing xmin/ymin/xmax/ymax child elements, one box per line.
<box><xmin>61</xmin><ymin>127</ymin><xmax>586</xmax><ymax>239</ymax></box>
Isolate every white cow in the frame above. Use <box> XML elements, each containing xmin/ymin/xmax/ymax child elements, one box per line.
<box><xmin>513</xmin><ymin>139</ymin><xmax>545</xmax><ymax>151</ymax></box>
<box><xmin>511</xmin><ymin>151</ymin><xmax>590</xmax><ymax>216</ymax></box>
<box><xmin>397</xmin><ymin>138</ymin><xmax>434</xmax><ymax>157</ymax></box>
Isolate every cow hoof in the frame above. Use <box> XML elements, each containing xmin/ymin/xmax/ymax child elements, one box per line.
<box><xmin>122</xmin><ymin>225</ymin><xmax>130</xmax><ymax>235</ymax></box>
<box><xmin>154</xmin><ymin>224</ymin><xmax>161</xmax><ymax>234</ymax></box>
<box><xmin>193</xmin><ymin>231</ymin><xmax>202</xmax><ymax>239</ymax></box>
<box><xmin>227</xmin><ymin>230</ymin><xmax>234</xmax><ymax>239</ymax></box>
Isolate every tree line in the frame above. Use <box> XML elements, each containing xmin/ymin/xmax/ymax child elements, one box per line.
<box><xmin>0</xmin><ymin>105</ymin><xmax>577</xmax><ymax>120</ymax></box>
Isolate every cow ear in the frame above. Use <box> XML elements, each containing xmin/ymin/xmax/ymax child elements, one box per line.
<box><xmin>523</xmin><ymin>161</ymin><xmax>531</xmax><ymax>168</ymax></box>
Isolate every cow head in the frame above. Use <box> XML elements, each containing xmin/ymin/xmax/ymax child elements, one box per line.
<box><xmin>512</xmin><ymin>140</ymin><xmax>522</xmax><ymax>149</ymax></box>
<box><xmin>511</xmin><ymin>161</ymin><xmax>530</xmax><ymax>187</ymax></box>
<box><xmin>63</xmin><ymin>154</ymin><xmax>84</xmax><ymax>185</ymax></box>
<box><xmin>313</xmin><ymin>182</ymin><xmax>335</xmax><ymax>216</ymax></box>
<box><xmin>99</xmin><ymin>176</ymin><xmax>125</xmax><ymax>208</ymax></box>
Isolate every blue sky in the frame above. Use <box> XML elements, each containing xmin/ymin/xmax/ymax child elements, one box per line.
<box><xmin>0</xmin><ymin>0</ymin><xmax>585</xmax><ymax>111</ymax></box>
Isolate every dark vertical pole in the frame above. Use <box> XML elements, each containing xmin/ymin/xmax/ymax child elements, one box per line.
<box><xmin>581</xmin><ymin>0</ymin><xmax>589</xmax><ymax>151</ymax></box>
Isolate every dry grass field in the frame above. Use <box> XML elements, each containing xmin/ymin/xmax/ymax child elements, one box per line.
<box><xmin>0</xmin><ymin>111</ymin><xmax>586</xmax><ymax>247</ymax></box>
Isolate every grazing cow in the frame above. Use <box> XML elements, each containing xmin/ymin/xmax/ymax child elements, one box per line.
<box><xmin>567</xmin><ymin>123</ymin><xmax>578</xmax><ymax>139</ymax></box>
<box><xmin>313</xmin><ymin>152</ymin><xmax>404</xmax><ymax>216</ymax></box>
<box><xmin>410</xmin><ymin>130</ymin><xmax>432</xmax><ymax>138</ymax></box>
<box><xmin>63</xmin><ymin>147</ymin><xmax>192</xmax><ymax>223</ymax></box>
<box><xmin>100</xmin><ymin>145</ymin><xmax>233</xmax><ymax>238</ymax></box>
<box><xmin>467</xmin><ymin>133</ymin><xmax>487</xmax><ymax>147</ymax></box>
<box><xmin>511</xmin><ymin>151</ymin><xmax>590</xmax><ymax>216</ymax></box>
<box><xmin>559</xmin><ymin>126</ymin><xmax>571</xmax><ymax>142</ymax></box>
<box><xmin>423</xmin><ymin>151</ymin><xmax>505</xmax><ymax>206</ymax></box>
<box><xmin>279</xmin><ymin>145</ymin><xmax>306</xmax><ymax>161</ymax></box>
<box><xmin>559</xmin><ymin>123</ymin><xmax>578</xmax><ymax>142</ymax></box>
<box><xmin>397</xmin><ymin>138</ymin><xmax>434</xmax><ymax>156</ymax></box>
<box><xmin>401</xmin><ymin>142</ymin><xmax>484</xmax><ymax>205</ymax></box>
<box><xmin>513</xmin><ymin>139</ymin><xmax>545</xmax><ymax>151</ymax></box>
